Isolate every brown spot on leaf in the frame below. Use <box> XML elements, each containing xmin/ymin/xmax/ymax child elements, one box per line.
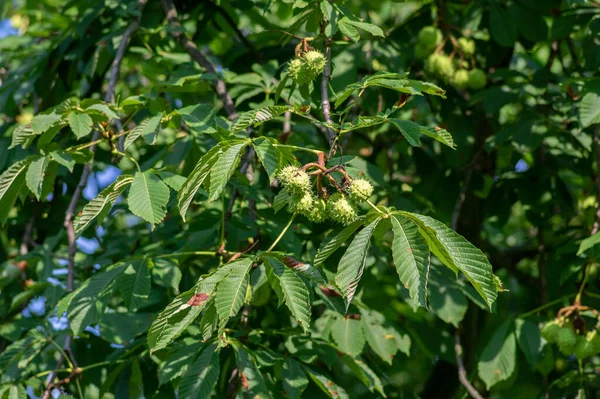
<box><xmin>384</xmin><ymin>334</ymin><xmax>394</xmax><ymax>340</ymax></box>
<box><xmin>319</xmin><ymin>285</ymin><xmax>341</xmax><ymax>297</ymax></box>
<box><xmin>240</xmin><ymin>372</ymin><xmax>249</xmax><ymax>392</ymax></box>
<box><xmin>283</xmin><ymin>256</ymin><xmax>304</xmax><ymax>269</ymax></box>
<box><xmin>187</xmin><ymin>293</ymin><xmax>209</xmax><ymax>306</ymax></box>
<box><xmin>494</xmin><ymin>369</ymin><xmax>500</xmax><ymax>375</ymax></box>
<box><xmin>344</xmin><ymin>314</ymin><xmax>361</xmax><ymax>320</ymax></box>
<box><xmin>326</xmin><ymin>381</ymin><xmax>334</xmax><ymax>387</ymax></box>
<box><xmin>404</xmin><ymin>282</ymin><xmax>409</xmax><ymax>289</ymax></box>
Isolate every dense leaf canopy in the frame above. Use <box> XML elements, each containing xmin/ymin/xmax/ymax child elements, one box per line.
<box><xmin>1</xmin><ymin>0</ymin><xmax>600</xmax><ymax>398</ymax></box>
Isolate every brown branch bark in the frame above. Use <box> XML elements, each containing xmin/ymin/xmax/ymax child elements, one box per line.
<box><xmin>455</xmin><ymin>331</ymin><xmax>485</xmax><ymax>399</ymax></box>
<box><xmin>320</xmin><ymin>39</ymin><xmax>336</xmax><ymax>152</ymax></box>
<box><xmin>592</xmin><ymin>125</ymin><xmax>600</xmax><ymax>235</ymax></box>
<box><xmin>161</xmin><ymin>0</ymin><xmax>238</xmax><ymax>120</ymax></box>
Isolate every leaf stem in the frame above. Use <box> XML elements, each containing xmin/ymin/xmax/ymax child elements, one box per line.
<box><xmin>266</xmin><ymin>213</ymin><xmax>297</xmax><ymax>252</ymax></box>
<box><xmin>365</xmin><ymin>199</ymin><xmax>385</xmax><ymax>214</ymax></box>
<box><xmin>518</xmin><ymin>293</ymin><xmax>576</xmax><ymax>319</ymax></box>
<box><xmin>113</xmin><ymin>151</ymin><xmax>141</xmax><ymax>173</ymax></box>
<box><xmin>273</xmin><ymin>144</ymin><xmax>323</xmax><ymax>155</ymax></box>
<box><xmin>49</xmin><ymin>340</ymin><xmax>74</xmax><ymax>370</ymax></box>
<box><xmin>154</xmin><ymin>251</ymin><xmax>217</xmax><ymax>258</ymax></box>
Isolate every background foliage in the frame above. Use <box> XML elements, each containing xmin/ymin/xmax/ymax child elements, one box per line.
<box><xmin>1</xmin><ymin>0</ymin><xmax>600</xmax><ymax>398</ymax></box>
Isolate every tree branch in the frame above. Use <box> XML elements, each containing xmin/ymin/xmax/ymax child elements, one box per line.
<box><xmin>161</xmin><ymin>0</ymin><xmax>238</xmax><ymax>120</ymax></box>
<box><xmin>46</xmin><ymin>3</ymin><xmax>147</xmax><ymax>395</ymax></box>
<box><xmin>455</xmin><ymin>331</ymin><xmax>485</xmax><ymax>399</ymax></box>
<box><xmin>592</xmin><ymin>125</ymin><xmax>600</xmax><ymax>235</ymax></box>
<box><xmin>320</xmin><ymin>39</ymin><xmax>336</xmax><ymax>152</ymax></box>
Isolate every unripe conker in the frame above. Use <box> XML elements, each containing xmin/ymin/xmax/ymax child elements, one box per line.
<box><xmin>468</xmin><ymin>68</ymin><xmax>487</xmax><ymax>90</ymax></box>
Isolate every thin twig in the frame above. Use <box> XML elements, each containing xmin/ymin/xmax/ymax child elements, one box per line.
<box><xmin>161</xmin><ymin>0</ymin><xmax>238</xmax><ymax>120</ymax></box>
<box><xmin>451</xmin><ymin>168</ymin><xmax>473</xmax><ymax>231</ymax></box>
<box><xmin>320</xmin><ymin>39</ymin><xmax>336</xmax><ymax>151</ymax></box>
<box><xmin>592</xmin><ymin>125</ymin><xmax>600</xmax><ymax>235</ymax></box>
<box><xmin>20</xmin><ymin>202</ymin><xmax>39</xmax><ymax>255</ymax></box>
<box><xmin>455</xmin><ymin>332</ymin><xmax>485</xmax><ymax>399</ymax></box>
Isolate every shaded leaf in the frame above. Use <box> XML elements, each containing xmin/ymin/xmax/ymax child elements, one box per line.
<box><xmin>127</xmin><ymin>171</ymin><xmax>170</xmax><ymax>228</ymax></box>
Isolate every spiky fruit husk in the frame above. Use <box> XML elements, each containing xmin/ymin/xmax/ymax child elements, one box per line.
<box><xmin>415</xmin><ymin>43</ymin><xmax>433</xmax><ymax>59</ymax></box>
<box><xmin>541</xmin><ymin>320</ymin><xmax>561</xmax><ymax>344</ymax></box>
<box><xmin>348</xmin><ymin>179</ymin><xmax>374</xmax><ymax>203</ymax></box>
<box><xmin>308</xmin><ymin>198</ymin><xmax>328</xmax><ymax>223</ymax></box>
<box><xmin>574</xmin><ymin>331</ymin><xmax>600</xmax><ymax>359</ymax></box>
<box><xmin>278</xmin><ymin>165</ymin><xmax>311</xmax><ymax>194</ymax></box>
<box><xmin>453</xmin><ymin>69</ymin><xmax>470</xmax><ymax>89</ymax></box>
<box><xmin>557</xmin><ymin>327</ymin><xmax>577</xmax><ymax>355</ymax></box>
<box><xmin>289</xmin><ymin>191</ymin><xmax>314</xmax><ymax>215</ymax></box>
<box><xmin>426</xmin><ymin>53</ymin><xmax>455</xmax><ymax>82</ymax></box>
<box><xmin>326</xmin><ymin>193</ymin><xmax>357</xmax><ymax>225</ymax></box>
<box><xmin>303</xmin><ymin>50</ymin><xmax>326</xmax><ymax>77</ymax></box>
<box><xmin>418</xmin><ymin>26</ymin><xmax>442</xmax><ymax>50</ymax></box>
<box><xmin>288</xmin><ymin>58</ymin><xmax>311</xmax><ymax>85</ymax></box>
<box><xmin>468</xmin><ymin>68</ymin><xmax>487</xmax><ymax>90</ymax></box>
<box><xmin>458</xmin><ymin>37</ymin><xmax>475</xmax><ymax>55</ymax></box>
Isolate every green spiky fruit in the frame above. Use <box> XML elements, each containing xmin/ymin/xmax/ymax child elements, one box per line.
<box><xmin>290</xmin><ymin>191</ymin><xmax>314</xmax><ymax>215</ymax></box>
<box><xmin>541</xmin><ymin>320</ymin><xmax>561</xmax><ymax>344</ymax></box>
<box><xmin>348</xmin><ymin>179</ymin><xmax>374</xmax><ymax>203</ymax></box>
<box><xmin>557</xmin><ymin>326</ymin><xmax>577</xmax><ymax>355</ymax></box>
<box><xmin>326</xmin><ymin>193</ymin><xmax>357</xmax><ymax>225</ymax></box>
<box><xmin>288</xmin><ymin>58</ymin><xmax>310</xmax><ymax>85</ymax></box>
<box><xmin>468</xmin><ymin>68</ymin><xmax>487</xmax><ymax>90</ymax></box>
<box><xmin>426</xmin><ymin>53</ymin><xmax>455</xmax><ymax>82</ymax></box>
<box><xmin>458</xmin><ymin>37</ymin><xmax>475</xmax><ymax>55</ymax></box>
<box><xmin>308</xmin><ymin>198</ymin><xmax>328</xmax><ymax>223</ymax></box>
<box><xmin>278</xmin><ymin>165</ymin><xmax>311</xmax><ymax>194</ymax></box>
<box><xmin>418</xmin><ymin>26</ymin><xmax>442</xmax><ymax>50</ymax></box>
<box><xmin>415</xmin><ymin>43</ymin><xmax>433</xmax><ymax>59</ymax></box>
<box><xmin>574</xmin><ymin>331</ymin><xmax>600</xmax><ymax>359</ymax></box>
<box><xmin>453</xmin><ymin>69</ymin><xmax>470</xmax><ymax>89</ymax></box>
<box><xmin>303</xmin><ymin>50</ymin><xmax>326</xmax><ymax>77</ymax></box>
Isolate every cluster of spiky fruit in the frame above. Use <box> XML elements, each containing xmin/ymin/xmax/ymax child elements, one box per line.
<box><xmin>277</xmin><ymin>165</ymin><xmax>374</xmax><ymax>225</ymax></box>
<box><xmin>415</xmin><ymin>26</ymin><xmax>487</xmax><ymax>90</ymax></box>
<box><xmin>288</xmin><ymin>50</ymin><xmax>327</xmax><ymax>85</ymax></box>
<box><xmin>541</xmin><ymin>317</ymin><xmax>600</xmax><ymax>360</ymax></box>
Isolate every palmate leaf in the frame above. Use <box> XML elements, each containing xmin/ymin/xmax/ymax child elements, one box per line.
<box><xmin>264</xmin><ymin>256</ymin><xmax>311</xmax><ymax>333</ymax></box>
<box><xmin>230</xmin><ymin>105</ymin><xmax>291</xmax><ymax>132</ymax></box>
<box><xmin>74</xmin><ymin>174</ymin><xmax>134</xmax><ymax>237</ymax></box>
<box><xmin>31</xmin><ymin>113</ymin><xmax>63</xmax><ymax>135</ymax></box>
<box><xmin>68</xmin><ymin>111</ymin><xmax>93</xmax><ymax>139</ymax></box>
<box><xmin>420</xmin><ymin>126</ymin><xmax>456</xmax><ymax>149</ymax></box>
<box><xmin>390</xmin><ymin>119</ymin><xmax>421</xmax><ymax>146</ymax></box>
<box><xmin>158</xmin><ymin>341</ymin><xmax>204</xmax><ymax>386</ymax></box>
<box><xmin>0</xmin><ymin>156</ymin><xmax>36</xmax><ymax>225</ymax></box>
<box><xmin>391</xmin><ymin>215</ymin><xmax>430</xmax><ymax>308</ymax></box>
<box><xmin>214</xmin><ymin>258</ymin><xmax>253</xmax><ymax>323</ymax></box>
<box><xmin>302</xmin><ymin>366</ymin><xmax>349</xmax><ymax>399</ymax></box>
<box><xmin>207</xmin><ymin>141</ymin><xmax>249</xmax><ymax>201</ymax></box>
<box><xmin>9</xmin><ymin>124</ymin><xmax>34</xmax><ymax>149</ymax></box>
<box><xmin>335</xmin><ymin>217</ymin><xmax>381</xmax><ymax>310</ymax></box>
<box><xmin>338</xmin><ymin>354</ymin><xmax>386</xmax><ymax>397</ymax></box>
<box><xmin>127</xmin><ymin>170</ymin><xmax>170</xmax><ymax>228</ymax></box>
<box><xmin>178</xmin><ymin>343</ymin><xmax>221</xmax><ymax>399</ymax></box>
<box><xmin>118</xmin><ymin>257</ymin><xmax>151</xmax><ymax>312</ymax></box>
<box><xmin>397</xmin><ymin>212</ymin><xmax>498</xmax><ymax>309</ymax></box>
<box><xmin>177</xmin><ymin>104</ymin><xmax>216</xmax><ymax>134</ymax></box>
<box><xmin>477</xmin><ymin>321</ymin><xmax>516</xmax><ymax>390</ymax></box>
<box><xmin>282</xmin><ymin>358</ymin><xmax>309</xmax><ymax>399</ymax></box>
<box><xmin>147</xmin><ymin>260</ymin><xmax>247</xmax><ymax>353</ymax></box>
<box><xmin>252</xmin><ymin>137</ymin><xmax>281</xmax><ymax>183</ymax></box>
<box><xmin>198</xmin><ymin>299</ymin><xmax>219</xmax><ymax>341</ymax></box>
<box><xmin>314</xmin><ymin>215</ymin><xmax>376</xmax><ymax>266</ymax></box>
<box><xmin>25</xmin><ymin>156</ymin><xmax>50</xmax><ymax>200</ymax></box>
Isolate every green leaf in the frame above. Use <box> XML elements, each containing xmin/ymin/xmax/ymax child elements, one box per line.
<box><xmin>119</xmin><ymin>257</ymin><xmax>151</xmax><ymax>312</ymax></box>
<box><xmin>338</xmin><ymin>17</ymin><xmax>360</xmax><ymax>42</ymax></box>
<box><xmin>128</xmin><ymin>359</ymin><xmax>144</xmax><ymax>399</ymax></box>
<box><xmin>335</xmin><ymin>217</ymin><xmax>381</xmax><ymax>309</ymax></box>
<box><xmin>338</xmin><ymin>355</ymin><xmax>385</xmax><ymax>397</ymax></box>
<box><xmin>361</xmin><ymin>312</ymin><xmax>398</xmax><ymax>364</ymax></box>
<box><xmin>178</xmin><ymin>104</ymin><xmax>216</xmax><ymax>134</ymax></box>
<box><xmin>391</xmin><ymin>215</ymin><xmax>430</xmax><ymax>308</ymax></box>
<box><xmin>477</xmin><ymin>321</ymin><xmax>516</xmax><ymax>390</ymax></box>
<box><xmin>31</xmin><ymin>113</ymin><xmax>62</xmax><ymax>135</ymax></box>
<box><xmin>67</xmin><ymin>264</ymin><xmax>126</xmax><ymax>335</ymax></box>
<box><xmin>232</xmin><ymin>343</ymin><xmax>271</xmax><ymax>399</ymax></box>
<box><xmin>127</xmin><ymin>171</ymin><xmax>170</xmax><ymax>228</ymax></box>
<box><xmin>231</xmin><ymin>105</ymin><xmax>292</xmax><ymax>132</ymax></box>
<box><xmin>68</xmin><ymin>112</ymin><xmax>94</xmax><ymax>139</ymax></box>
<box><xmin>302</xmin><ymin>366</ymin><xmax>349</xmax><ymax>399</ymax></box>
<box><xmin>283</xmin><ymin>358</ymin><xmax>309</xmax><ymax>399</ymax></box>
<box><xmin>198</xmin><ymin>299</ymin><xmax>219</xmax><ymax>341</ymax></box>
<box><xmin>158</xmin><ymin>341</ymin><xmax>204</xmax><ymax>386</ymax></box>
<box><xmin>314</xmin><ymin>216</ymin><xmax>373</xmax><ymax>266</ymax></box>
<box><xmin>579</xmin><ymin>92</ymin><xmax>600</xmax><ymax>128</ymax></box>
<box><xmin>0</xmin><ymin>157</ymin><xmax>35</xmax><ymax>225</ymax></box>
<box><xmin>342</xmin><ymin>18</ymin><xmax>384</xmax><ymax>38</ymax></box>
<box><xmin>214</xmin><ymin>258</ymin><xmax>253</xmax><ymax>323</ymax></box>
<box><xmin>147</xmin><ymin>262</ymin><xmax>239</xmax><ymax>353</ymax></box>
<box><xmin>177</xmin><ymin>143</ymin><xmax>224</xmax><ymax>220</ymax></box>
<box><xmin>577</xmin><ymin>231</ymin><xmax>600</xmax><ymax>255</ymax></box>
<box><xmin>419</xmin><ymin>126</ymin><xmax>456</xmax><ymax>149</ymax></box>
<box><xmin>515</xmin><ymin>318</ymin><xmax>542</xmax><ymax>367</ymax></box>
<box><xmin>490</xmin><ymin>2</ymin><xmax>517</xmax><ymax>47</ymax></box>
<box><xmin>50</xmin><ymin>151</ymin><xmax>76</xmax><ymax>172</ymax></box>
<box><xmin>273</xmin><ymin>188</ymin><xmax>291</xmax><ymax>213</ymax></box>
<box><xmin>398</xmin><ymin>212</ymin><xmax>498</xmax><ymax>309</ymax></box>
<box><xmin>264</xmin><ymin>257</ymin><xmax>311</xmax><ymax>333</ymax></box>
<box><xmin>9</xmin><ymin>124</ymin><xmax>34</xmax><ymax>149</ymax></box>
<box><xmin>331</xmin><ymin>317</ymin><xmax>365</xmax><ymax>357</ymax></box>
<box><xmin>207</xmin><ymin>141</ymin><xmax>248</xmax><ymax>201</ymax></box>
<box><xmin>178</xmin><ymin>343</ymin><xmax>221</xmax><ymax>399</ymax></box>
<box><xmin>25</xmin><ymin>156</ymin><xmax>50</xmax><ymax>200</ymax></box>
<box><xmin>74</xmin><ymin>175</ymin><xmax>134</xmax><ymax>237</ymax></box>
<box><xmin>124</xmin><ymin>114</ymin><xmax>162</xmax><ymax>149</ymax></box>
<box><xmin>390</xmin><ymin>119</ymin><xmax>421</xmax><ymax>147</ymax></box>
<box><xmin>253</xmin><ymin>137</ymin><xmax>281</xmax><ymax>183</ymax></box>
<box><xmin>428</xmin><ymin>266</ymin><xmax>468</xmax><ymax>326</ymax></box>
